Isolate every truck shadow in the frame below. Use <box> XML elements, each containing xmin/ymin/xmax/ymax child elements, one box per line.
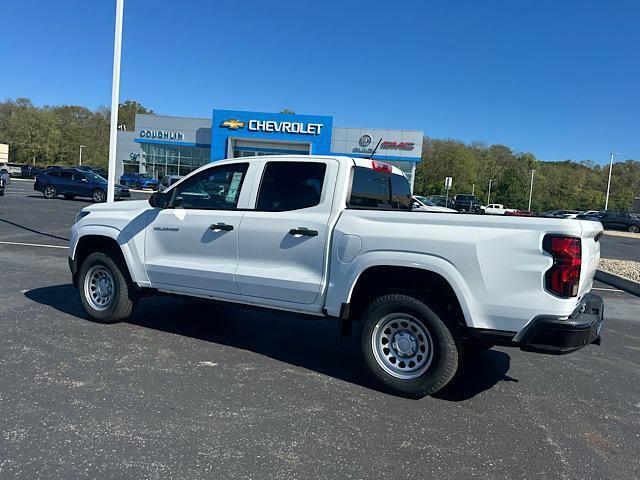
<box><xmin>24</xmin><ymin>284</ymin><xmax>516</xmax><ymax>401</ymax></box>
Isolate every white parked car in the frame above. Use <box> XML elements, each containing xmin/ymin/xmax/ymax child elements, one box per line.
<box><xmin>69</xmin><ymin>155</ymin><xmax>604</xmax><ymax>397</ymax></box>
<box><xmin>484</xmin><ymin>203</ymin><xmax>518</xmax><ymax>215</ymax></box>
<box><xmin>411</xmin><ymin>195</ymin><xmax>458</xmax><ymax>213</ymax></box>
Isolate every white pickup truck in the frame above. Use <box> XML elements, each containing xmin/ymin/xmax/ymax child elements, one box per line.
<box><xmin>484</xmin><ymin>203</ymin><xmax>518</xmax><ymax>215</ymax></box>
<box><xmin>69</xmin><ymin>155</ymin><xmax>604</xmax><ymax>397</ymax></box>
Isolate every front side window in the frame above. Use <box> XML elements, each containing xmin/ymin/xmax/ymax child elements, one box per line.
<box><xmin>348</xmin><ymin>167</ymin><xmax>412</xmax><ymax>210</ymax></box>
<box><xmin>172</xmin><ymin>163</ymin><xmax>248</xmax><ymax>210</ymax></box>
<box><xmin>256</xmin><ymin>161</ymin><xmax>326</xmax><ymax>212</ymax></box>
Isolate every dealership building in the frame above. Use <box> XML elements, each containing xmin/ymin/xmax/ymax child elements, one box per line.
<box><xmin>116</xmin><ymin>109</ymin><xmax>423</xmax><ymax>188</ymax></box>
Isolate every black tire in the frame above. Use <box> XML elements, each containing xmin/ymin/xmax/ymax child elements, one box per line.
<box><xmin>0</xmin><ymin>189</ymin><xmax>4</xmax><ymax>197</ymax></box>
<box><xmin>77</xmin><ymin>251</ymin><xmax>137</xmax><ymax>323</ymax></box>
<box><xmin>92</xmin><ymin>189</ymin><xmax>106</xmax><ymax>203</ymax></box>
<box><xmin>43</xmin><ymin>184</ymin><xmax>57</xmax><ymax>199</ymax></box>
<box><xmin>135</xmin><ymin>182</ymin><xmax>142</xmax><ymax>189</ymax></box>
<box><xmin>628</xmin><ymin>225</ymin><xmax>640</xmax><ymax>233</ymax></box>
<box><xmin>360</xmin><ymin>293</ymin><xmax>460</xmax><ymax>398</ymax></box>
<box><xmin>63</xmin><ymin>194</ymin><xmax>75</xmax><ymax>200</ymax></box>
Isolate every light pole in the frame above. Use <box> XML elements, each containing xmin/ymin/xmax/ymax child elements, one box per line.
<box><xmin>107</xmin><ymin>0</ymin><xmax>124</xmax><ymax>202</ymax></box>
<box><xmin>471</xmin><ymin>184</ymin><xmax>475</xmax><ymax>196</ymax></box>
<box><xmin>487</xmin><ymin>179</ymin><xmax>493</xmax><ymax>205</ymax></box>
<box><xmin>604</xmin><ymin>152</ymin><xmax>618</xmax><ymax>211</ymax></box>
<box><xmin>79</xmin><ymin>145</ymin><xmax>86</xmax><ymax>166</ymax></box>
<box><xmin>528</xmin><ymin>169</ymin><xmax>536</xmax><ymax>211</ymax></box>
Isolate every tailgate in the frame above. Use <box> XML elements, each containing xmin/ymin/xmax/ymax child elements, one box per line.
<box><xmin>578</xmin><ymin>220</ymin><xmax>603</xmax><ymax>299</ymax></box>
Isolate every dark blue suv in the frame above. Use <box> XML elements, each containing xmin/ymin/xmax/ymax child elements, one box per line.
<box><xmin>119</xmin><ymin>173</ymin><xmax>160</xmax><ymax>190</ymax></box>
<box><xmin>34</xmin><ymin>168</ymin><xmax>130</xmax><ymax>203</ymax></box>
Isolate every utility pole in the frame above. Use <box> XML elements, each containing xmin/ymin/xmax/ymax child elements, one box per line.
<box><xmin>487</xmin><ymin>179</ymin><xmax>493</xmax><ymax>205</ymax></box>
<box><xmin>604</xmin><ymin>152</ymin><xmax>618</xmax><ymax>211</ymax></box>
<box><xmin>528</xmin><ymin>169</ymin><xmax>536</xmax><ymax>211</ymax></box>
<box><xmin>79</xmin><ymin>145</ymin><xmax>86</xmax><ymax>166</ymax></box>
<box><xmin>107</xmin><ymin>0</ymin><xmax>124</xmax><ymax>202</ymax></box>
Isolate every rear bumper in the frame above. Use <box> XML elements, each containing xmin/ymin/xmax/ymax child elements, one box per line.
<box><xmin>468</xmin><ymin>293</ymin><xmax>604</xmax><ymax>355</ymax></box>
<box><xmin>518</xmin><ymin>294</ymin><xmax>604</xmax><ymax>354</ymax></box>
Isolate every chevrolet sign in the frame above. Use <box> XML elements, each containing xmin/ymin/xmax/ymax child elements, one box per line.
<box><xmin>221</xmin><ymin>118</ymin><xmax>324</xmax><ymax>135</ymax></box>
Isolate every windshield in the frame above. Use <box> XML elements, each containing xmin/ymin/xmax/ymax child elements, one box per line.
<box><xmin>414</xmin><ymin>196</ymin><xmax>435</xmax><ymax>206</ymax></box>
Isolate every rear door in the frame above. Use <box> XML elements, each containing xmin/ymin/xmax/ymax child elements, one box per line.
<box><xmin>145</xmin><ymin>162</ymin><xmax>251</xmax><ymax>294</ymax></box>
<box><xmin>235</xmin><ymin>159</ymin><xmax>338</xmax><ymax>304</ymax></box>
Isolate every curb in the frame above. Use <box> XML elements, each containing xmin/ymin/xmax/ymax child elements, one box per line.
<box><xmin>595</xmin><ymin>269</ymin><xmax>640</xmax><ymax>297</ymax></box>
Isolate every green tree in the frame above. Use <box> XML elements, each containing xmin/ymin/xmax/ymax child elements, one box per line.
<box><xmin>118</xmin><ymin>100</ymin><xmax>154</xmax><ymax>131</ymax></box>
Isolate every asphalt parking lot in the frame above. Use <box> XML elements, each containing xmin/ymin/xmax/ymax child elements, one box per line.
<box><xmin>1</xmin><ymin>179</ymin><xmax>639</xmax><ymax>479</ymax></box>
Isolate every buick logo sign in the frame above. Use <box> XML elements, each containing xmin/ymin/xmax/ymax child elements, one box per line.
<box><xmin>359</xmin><ymin>134</ymin><xmax>372</xmax><ymax>148</ymax></box>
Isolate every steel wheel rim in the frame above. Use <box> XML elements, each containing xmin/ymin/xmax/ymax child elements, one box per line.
<box><xmin>630</xmin><ymin>226</ymin><xmax>639</xmax><ymax>233</ymax></box>
<box><xmin>371</xmin><ymin>313</ymin><xmax>434</xmax><ymax>379</ymax></box>
<box><xmin>84</xmin><ymin>265</ymin><xmax>115</xmax><ymax>311</ymax></box>
<box><xmin>44</xmin><ymin>186</ymin><xmax>55</xmax><ymax>198</ymax></box>
<box><xmin>94</xmin><ymin>190</ymin><xmax>104</xmax><ymax>202</ymax></box>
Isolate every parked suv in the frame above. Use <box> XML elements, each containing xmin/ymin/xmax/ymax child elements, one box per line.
<box><xmin>34</xmin><ymin>168</ymin><xmax>130</xmax><ymax>202</ymax></box>
<box><xmin>453</xmin><ymin>194</ymin><xmax>483</xmax><ymax>213</ymax></box>
<box><xmin>597</xmin><ymin>210</ymin><xmax>640</xmax><ymax>233</ymax></box>
<box><xmin>120</xmin><ymin>173</ymin><xmax>160</xmax><ymax>190</ymax></box>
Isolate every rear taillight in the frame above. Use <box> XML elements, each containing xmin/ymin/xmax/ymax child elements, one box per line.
<box><xmin>543</xmin><ymin>235</ymin><xmax>581</xmax><ymax>297</ymax></box>
<box><xmin>371</xmin><ymin>160</ymin><xmax>393</xmax><ymax>173</ymax></box>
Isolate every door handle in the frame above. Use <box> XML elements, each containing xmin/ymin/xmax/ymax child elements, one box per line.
<box><xmin>209</xmin><ymin>222</ymin><xmax>234</xmax><ymax>231</ymax></box>
<box><xmin>289</xmin><ymin>227</ymin><xmax>318</xmax><ymax>237</ymax></box>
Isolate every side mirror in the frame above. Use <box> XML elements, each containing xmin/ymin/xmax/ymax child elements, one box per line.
<box><xmin>149</xmin><ymin>192</ymin><xmax>169</xmax><ymax>208</ymax></box>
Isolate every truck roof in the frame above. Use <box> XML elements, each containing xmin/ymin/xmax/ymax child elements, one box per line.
<box><xmin>218</xmin><ymin>154</ymin><xmax>405</xmax><ymax>177</ymax></box>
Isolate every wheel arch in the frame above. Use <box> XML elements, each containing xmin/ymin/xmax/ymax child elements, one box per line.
<box><xmin>71</xmin><ymin>228</ymin><xmax>147</xmax><ymax>287</ymax></box>
<box><xmin>327</xmin><ymin>252</ymin><xmax>476</xmax><ymax>331</ymax></box>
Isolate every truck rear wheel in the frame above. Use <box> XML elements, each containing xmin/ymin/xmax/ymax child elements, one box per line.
<box><xmin>78</xmin><ymin>251</ymin><xmax>137</xmax><ymax>323</ymax></box>
<box><xmin>360</xmin><ymin>293</ymin><xmax>460</xmax><ymax>398</ymax></box>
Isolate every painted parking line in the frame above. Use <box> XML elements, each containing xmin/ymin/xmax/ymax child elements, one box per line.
<box><xmin>0</xmin><ymin>241</ymin><xmax>68</xmax><ymax>249</ymax></box>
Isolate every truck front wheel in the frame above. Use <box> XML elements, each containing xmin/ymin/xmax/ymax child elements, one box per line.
<box><xmin>78</xmin><ymin>251</ymin><xmax>137</xmax><ymax>323</ymax></box>
<box><xmin>360</xmin><ymin>294</ymin><xmax>460</xmax><ymax>398</ymax></box>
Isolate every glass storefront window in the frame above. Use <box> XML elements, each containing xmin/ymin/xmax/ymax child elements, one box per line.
<box><xmin>140</xmin><ymin>143</ymin><xmax>210</xmax><ymax>181</ymax></box>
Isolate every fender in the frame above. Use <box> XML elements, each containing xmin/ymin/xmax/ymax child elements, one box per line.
<box><xmin>325</xmin><ymin>250</ymin><xmax>478</xmax><ymax>328</ymax></box>
<box><xmin>71</xmin><ymin>224</ymin><xmax>151</xmax><ymax>288</ymax></box>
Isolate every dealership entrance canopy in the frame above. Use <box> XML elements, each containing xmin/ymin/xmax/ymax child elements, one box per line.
<box><xmin>117</xmin><ymin>109</ymin><xmax>423</xmax><ymax>188</ymax></box>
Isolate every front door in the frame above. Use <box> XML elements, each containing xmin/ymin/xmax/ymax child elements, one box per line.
<box><xmin>235</xmin><ymin>159</ymin><xmax>337</xmax><ymax>304</ymax></box>
<box><xmin>144</xmin><ymin>162</ymin><xmax>250</xmax><ymax>294</ymax></box>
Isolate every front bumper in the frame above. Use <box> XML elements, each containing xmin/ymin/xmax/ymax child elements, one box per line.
<box><xmin>518</xmin><ymin>294</ymin><xmax>604</xmax><ymax>354</ymax></box>
<box><xmin>115</xmin><ymin>190</ymin><xmax>131</xmax><ymax>198</ymax></box>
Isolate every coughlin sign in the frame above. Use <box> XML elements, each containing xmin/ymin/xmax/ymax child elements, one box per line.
<box><xmin>221</xmin><ymin>118</ymin><xmax>324</xmax><ymax>135</ymax></box>
<box><xmin>139</xmin><ymin>130</ymin><xmax>185</xmax><ymax>141</ymax></box>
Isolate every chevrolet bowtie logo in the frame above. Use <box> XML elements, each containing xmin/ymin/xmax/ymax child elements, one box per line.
<box><xmin>221</xmin><ymin>119</ymin><xmax>246</xmax><ymax>130</ymax></box>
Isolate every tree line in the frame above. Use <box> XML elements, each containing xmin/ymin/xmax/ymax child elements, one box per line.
<box><xmin>0</xmin><ymin>98</ymin><xmax>637</xmax><ymax>211</ymax></box>
<box><xmin>0</xmin><ymin>98</ymin><xmax>151</xmax><ymax>167</ymax></box>
<box><xmin>415</xmin><ymin>138</ymin><xmax>639</xmax><ymax>211</ymax></box>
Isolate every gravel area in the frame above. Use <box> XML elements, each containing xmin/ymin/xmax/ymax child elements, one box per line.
<box><xmin>599</xmin><ymin>258</ymin><xmax>640</xmax><ymax>282</ymax></box>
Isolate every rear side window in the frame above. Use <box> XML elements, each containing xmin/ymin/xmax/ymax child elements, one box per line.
<box><xmin>47</xmin><ymin>171</ymin><xmax>59</xmax><ymax>178</ymax></box>
<box><xmin>257</xmin><ymin>161</ymin><xmax>327</xmax><ymax>212</ymax></box>
<box><xmin>348</xmin><ymin>167</ymin><xmax>412</xmax><ymax>210</ymax></box>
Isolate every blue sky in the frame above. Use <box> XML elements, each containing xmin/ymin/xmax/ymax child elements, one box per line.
<box><xmin>2</xmin><ymin>0</ymin><xmax>639</xmax><ymax>163</ymax></box>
